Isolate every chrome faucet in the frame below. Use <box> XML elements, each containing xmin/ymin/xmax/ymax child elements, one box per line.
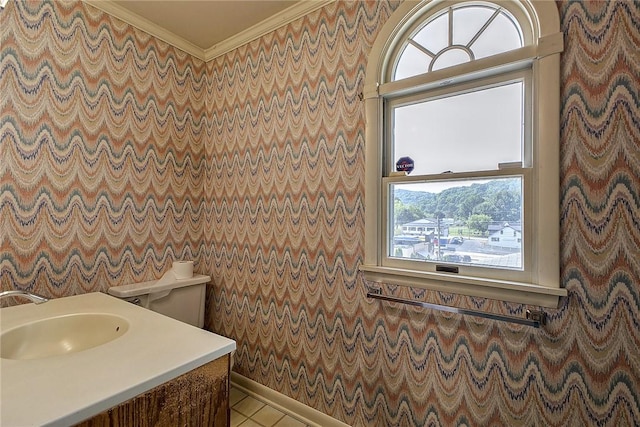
<box><xmin>0</xmin><ymin>290</ymin><xmax>49</xmax><ymax>305</ymax></box>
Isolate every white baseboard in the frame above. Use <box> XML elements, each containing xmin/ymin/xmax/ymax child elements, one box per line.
<box><xmin>231</xmin><ymin>372</ymin><xmax>351</xmax><ymax>427</ymax></box>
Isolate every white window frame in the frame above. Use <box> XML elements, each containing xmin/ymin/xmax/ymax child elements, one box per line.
<box><xmin>361</xmin><ymin>0</ymin><xmax>566</xmax><ymax>307</ymax></box>
<box><xmin>383</xmin><ymin>70</ymin><xmax>531</xmax><ymax>279</ymax></box>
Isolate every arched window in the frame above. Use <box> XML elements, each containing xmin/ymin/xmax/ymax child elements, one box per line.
<box><xmin>393</xmin><ymin>4</ymin><xmax>525</xmax><ymax>79</ymax></box>
<box><xmin>361</xmin><ymin>0</ymin><xmax>566</xmax><ymax>307</ymax></box>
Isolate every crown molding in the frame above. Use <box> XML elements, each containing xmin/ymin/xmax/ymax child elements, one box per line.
<box><xmin>83</xmin><ymin>0</ymin><xmax>335</xmax><ymax>63</ymax></box>
<box><xmin>83</xmin><ymin>0</ymin><xmax>205</xmax><ymax>59</ymax></box>
<box><xmin>203</xmin><ymin>0</ymin><xmax>335</xmax><ymax>62</ymax></box>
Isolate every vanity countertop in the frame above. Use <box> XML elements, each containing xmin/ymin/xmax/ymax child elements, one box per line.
<box><xmin>0</xmin><ymin>292</ymin><xmax>236</xmax><ymax>427</ymax></box>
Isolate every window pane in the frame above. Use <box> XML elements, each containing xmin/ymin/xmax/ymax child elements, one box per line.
<box><xmin>431</xmin><ymin>48</ymin><xmax>471</xmax><ymax>71</ymax></box>
<box><xmin>389</xmin><ymin>177</ymin><xmax>523</xmax><ymax>269</ymax></box>
<box><xmin>470</xmin><ymin>13</ymin><xmax>523</xmax><ymax>59</ymax></box>
<box><xmin>391</xmin><ymin>5</ymin><xmax>524</xmax><ymax>81</ymax></box>
<box><xmin>392</xmin><ymin>81</ymin><xmax>523</xmax><ymax>175</ymax></box>
<box><xmin>452</xmin><ymin>6</ymin><xmax>495</xmax><ymax>46</ymax></box>
<box><xmin>394</xmin><ymin>43</ymin><xmax>431</xmax><ymax>80</ymax></box>
<box><xmin>412</xmin><ymin>12</ymin><xmax>448</xmax><ymax>55</ymax></box>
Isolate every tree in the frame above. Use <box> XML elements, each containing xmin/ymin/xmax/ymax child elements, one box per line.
<box><xmin>468</xmin><ymin>214</ymin><xmax>492</xmax><ymax>235</ymax></box>
<box><xmin>457</xmin><ymin>194</ymin><xmax>485</xmax><ymax>220</ymax></box>
<box><xmin>394</xmin><ymin>200</ymin><xmax>425</xmax><ymax>226</ymax></box>
<box><xmin>393</xmin><ymin>180</ymin><xmax>521</xmax><ymax>222</ymax></box>
<box><xmin>472</xmin><ymin>191</ymin><xmax>520</xmax><ymax>222</ymax></box>
<box><xmin>491</xmin><ymin>190</ymin><xmax>520</xmax><ymax>222</ymax></box>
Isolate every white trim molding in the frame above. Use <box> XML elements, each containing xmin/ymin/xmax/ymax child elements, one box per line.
<box><xmin>83</xmin><ymin>0</ymin><xmax>334</xmax><ymax>62</ymax></box>
<box><xmin>83</xmin><ymin>0</ymin><xmax>204</xmax><ymax>59</ymax></box>
<box><xmin>204</xmin><ymin>0</ymin><xmax>334</xmax><ymax>61</ymax></box>
<box><xmin>231</xmin><ymin>372</ymin><xmax>350</xmax><ymax>427</ymax></box>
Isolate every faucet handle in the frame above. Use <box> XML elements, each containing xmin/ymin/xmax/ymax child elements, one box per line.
<box><xmin>0</xmin><ymin>290</ymin><xmax>49</xmax><ymax>305</ymax></box>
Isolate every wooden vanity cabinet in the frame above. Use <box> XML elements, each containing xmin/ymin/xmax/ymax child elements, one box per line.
<box><xmin>75</xmin><ymin>354</ymin><xmax>230</xmax><ymax>427</ymax></box>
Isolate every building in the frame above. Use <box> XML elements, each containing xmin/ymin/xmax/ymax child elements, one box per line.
<box><xmin>401</xmin><ymin>218</ymin><xmax>451</xmax><ymax>239</ymax></box>
<box><xmin>487</xmin><ymin>223</ymin><xmax>522</xmax><ymax>249</ymax></box>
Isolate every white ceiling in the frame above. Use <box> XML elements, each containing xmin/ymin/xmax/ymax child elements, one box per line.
<box><xmin>113</xmin><ymin>1</ymin><xmax>296</xmax><ymax>50</ymax></box>
<box><xmin>87</xmin><ymin>0</ymin><xmax>333</xmax><ymax>61</ymax></box>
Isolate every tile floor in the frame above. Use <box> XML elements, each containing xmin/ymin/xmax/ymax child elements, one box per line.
<box><xmin>230</xmin><ymin>386</ymin><xmax>311</xmax><ymax>427</ymax></box>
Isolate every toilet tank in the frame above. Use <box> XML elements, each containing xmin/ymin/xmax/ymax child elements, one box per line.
<box><xmin>108</xmin><ymin>275</ymin><xmax>210</xmax><ymax>328</ymax></box>
<box><xmin>141</xmin><ymin>284</ymin><xmax>206</xmax><ymax>328</ymax></box>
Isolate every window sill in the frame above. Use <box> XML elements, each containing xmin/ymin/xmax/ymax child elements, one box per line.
<box><xmin>360</xmin><ymin>265</ymin><xmax>566</xmax><ymax>308</ymax></box>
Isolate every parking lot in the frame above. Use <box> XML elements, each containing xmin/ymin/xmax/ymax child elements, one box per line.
<box><xmin>415</xmin><ymin>237</ymin><xmax>522</xmax><ymax>269</ymax></box>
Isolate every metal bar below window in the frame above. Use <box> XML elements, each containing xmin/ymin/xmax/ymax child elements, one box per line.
<box><xmin>366</xmin><ymin>289</ymin><xmax>545</xmax><ymax>328</ymax></box>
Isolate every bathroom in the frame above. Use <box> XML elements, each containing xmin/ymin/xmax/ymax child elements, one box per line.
<box><xmin>1</xmin><ymin>0</ymin><xmax>638</xmax><ymax>426</ymax></box>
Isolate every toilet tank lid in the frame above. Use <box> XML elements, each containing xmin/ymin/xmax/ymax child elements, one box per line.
<box><xmin>108</xmin><ymin>274</ymin><xmax>211</xmax><ymax>298</ymax></box>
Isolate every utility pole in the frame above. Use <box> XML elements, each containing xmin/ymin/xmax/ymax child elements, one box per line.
<box><xmin>436</xmin><ymin>216</ymin><xmax>441</xmax><ymax>260</ymax></box>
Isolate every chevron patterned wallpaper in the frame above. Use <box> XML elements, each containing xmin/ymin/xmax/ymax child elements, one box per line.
<box><xmin>1</xmin><ymin>0</ymin><xmax>207</xmax><ymax>296</ymax></box>
<box><xmin>2</xmin><ymin>0</ymin><xmax>639</xmax><ymax>426</ymax></box>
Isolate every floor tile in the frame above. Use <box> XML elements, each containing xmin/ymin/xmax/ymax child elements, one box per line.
<box><xmin>251</xmin><ymin>404</ymin><xmax>286</xmax><ymax>426</ymax></box>
<box><xmin>238</xmin><ymin>419</ymin><xmax>263</xmax><ymax>427</ymax></box>
<box><xmin>273</xmin><ymin>415</ymin><xmax>306</xmax><ymax>427</ymax></box>
<box><xmin>230</xmin><ymin>409</ymin><xmax>247</xmax><ymax>427</ymax></box>
<box><xmin>233</xmin><ymin>395</ymin><xmax>265</xmax><ymax>417</ymax></box>
<box><xmin>230</xmin><ymin>387</ymin><xmax>248</xmax><ymax>406</ymax></box>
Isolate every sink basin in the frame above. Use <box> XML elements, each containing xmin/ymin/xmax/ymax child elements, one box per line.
<box><xmin>1</xmin><ymin>313</ymin><xmax>129</xmax><ymax>360</ymax></box>
<box><xmin>1</xmin><ymin>292</ymin><xmax>236</xmax><ymax>427</ymax></box>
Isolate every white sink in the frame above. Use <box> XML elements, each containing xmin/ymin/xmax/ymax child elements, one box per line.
<box><xmin>1</xmin><ymin>313</ymin><xmax>129</xmax><ymax>360</ymax></box>
<box><xmin>1</xmin><ymin>292</ymin><xmax>235</xmax><ymax>427</ymax></box>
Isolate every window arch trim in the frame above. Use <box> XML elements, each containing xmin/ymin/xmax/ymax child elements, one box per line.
<box><xmin>366</xmin><ymin>0</ymin><xmax>561</xmax><ymax>89</ymax></box>
<box><xmin>388</xmin><ymin>2</ymin><xmax>527</xmax><ymax>80</ymax></box>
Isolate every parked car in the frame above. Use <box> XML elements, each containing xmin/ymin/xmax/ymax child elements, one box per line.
<box><xmin>449</xmin><ymin>236</ymin><xmax>463</xmax><ymax>244</ymax></box>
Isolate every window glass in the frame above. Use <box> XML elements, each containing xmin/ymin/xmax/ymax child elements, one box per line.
<box><xmin>390</xmin><ymin>177</ymin><xmax>523</xmax><ymax>269</ymax></box>
<box><xmin>392</xmin><ymin>5</ymin><xmax>524</xmax><ymax>80</ymax></box>
<box><xmin>413</xmin><ymin>12</ymin><xmax>448</xmax><ymax>55</ymax></box>
<box><xmin>431</xmin><ymin>48</ymin><xmax>471</xmax><ymax>71</ymax></box>
<box><xmin>452</xmin><ymin>7</ymin><xmax>495</xmax><ymax>46</ymax></box>
<box><xmin>391</xmin><ymin>81</ymin><xmax>524</xmax><ymax>175</ymax></box>
<box><xmin>395</xmin><ymin>44</ymin><xmax>430</xmax><ymax>80</ymax></box>
<box><xmin>470</xmin><ymin>13</ymin><xmax>523</xmax><ymax>59</ymax></box>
